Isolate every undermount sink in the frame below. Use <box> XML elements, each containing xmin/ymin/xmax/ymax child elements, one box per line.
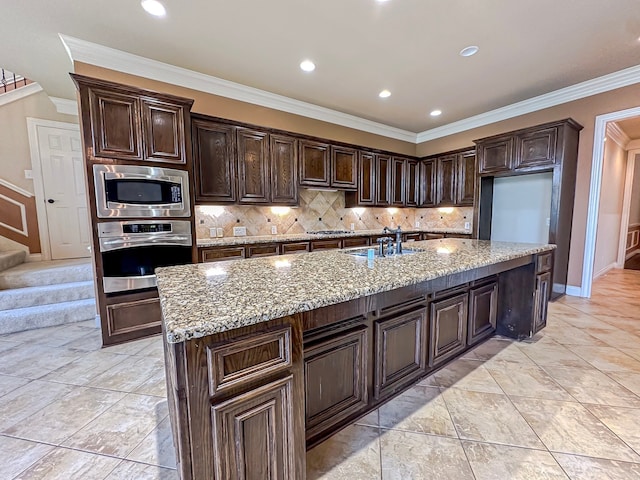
<box><xmin>344</xmin><ymin>247</ymin><xmax>420</xmax><ymax>258</ymax></box>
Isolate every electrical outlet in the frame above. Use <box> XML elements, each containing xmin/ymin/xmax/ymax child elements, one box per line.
<box><xmin>216</xmin><ymin>228</ymin><xmax>224</xmax><ymax>238</ymax></box>
<box><xmin>233</xmin><ymin>226</ymin><xmax>247</xmax><ymax>236</ymax></box>
<box><xmin>209</xmin><ymin>228</ymin><xmax>217</xmax><ymax>238</ymax></box>
<box><xmin>415</xmin><ymin>221</ymin><xmax>420</xmax><ymax>228</ymax></box>
<box><xmin>24</xmin><ymin>170</ymin><xmax>33</xmax><ymax>179</ymax></box>
<box><xmin>464</xmin><ymin>222</ymin><xmax>471</xmax><ymax>230</ymax></box>
<box><xmin>271</xmin><ymin>226</ymin><xmax>278</xmax><ymax>235</ymax></box>
<box><xmin>350</xmin><ymin>223</ymin><xmax>355</xmax><ymax>231</ymax></box>
<box><xmin>546</xmin><ymin>217</ymin><xmax>551</xmax><ymax>226</ymax></box>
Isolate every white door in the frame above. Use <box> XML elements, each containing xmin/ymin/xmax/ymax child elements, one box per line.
<box><xmin>36</xmin><ymin>124</ymin><xmax>90</xmax><ymax>259</ymax></box>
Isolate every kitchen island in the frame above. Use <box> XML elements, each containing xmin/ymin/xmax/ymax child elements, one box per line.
<box><xmin>156</xmin><ymin>238</ymin><xmax>554</xmax><ymax>480</ymax></box>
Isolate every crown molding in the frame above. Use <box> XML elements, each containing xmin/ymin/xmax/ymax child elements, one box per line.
<box><xmin>627</xmin><ymin>139</ymin><xmax>640</xmax><ymax>149</ymax></box>
<box><xmin>606</xmin><ymin>122</ymin><xmax>631</xmax><ymax>148</ymax></box>
<box><xmin>48</xmin><ymin>96</ymin><xmax>78</xmax><ymax>116</ymax></box>
<box><xmin>0</xmin><ymin>82</ymin><xmax>42</xmax><ymax>108</ymax></box>
<box><xmin>59</xmin><ymin>34</ymin><xmax>417</xmax><ymax>143</ymax></box>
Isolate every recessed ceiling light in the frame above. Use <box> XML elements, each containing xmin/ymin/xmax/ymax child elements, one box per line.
<box><xmin>430</xmin><ymin>109</ymin><xmax>442</xmax><ymax>117</ymax></box>
<box><xmin>300</xmin><ymin>60</ymin><xmax>316</xmax><ymax>72</ymax></box>
<box><xmin>459</xmin><ymin>45</ymin><xmax>479</xmax><ymax>57</ymax></box>
<box><xmin>379</xmin><ymin>89</ymin><xmax>391</xmax><ymax>98</ymax></box>
<box><xmin>141</xmin><ymin>0</ymin><xmax>166</xmax><ymax>17</ymax></box>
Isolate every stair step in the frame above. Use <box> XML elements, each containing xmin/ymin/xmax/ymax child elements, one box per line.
<box><xmin>0</xmin><ymin>281</ymin><xmax>95</xmax><ymax>311</ymax></box>
<box><xmin>0</xmin><ymin>259</ymin><xmax>92</xmax><ymax>289</ymax></box>
<box><xmin>0</xmin><ymin>250</ymin><xmax>26</xmax><ymax>274</ymax></box>
<box><xmin>0</xmin><ymin>298</ymin><xmax>96</xmax><ymax>335</ymax></box>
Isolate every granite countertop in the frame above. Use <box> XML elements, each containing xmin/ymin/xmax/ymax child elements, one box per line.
<box><xmin>196</xmin><ymin>228</ymin><xmax>471</xmax><ymax>247</ymax></box>
<box><xmin>156</xmin><ymin>239</ymin><xmax>555</xmax><ymax>343</ymax></box>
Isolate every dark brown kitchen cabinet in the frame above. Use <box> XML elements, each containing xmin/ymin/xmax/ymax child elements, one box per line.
<box><xmin>331</xmin><ymin>146</ymin><xmax>357</xmax><ymax>190</ymax></box>
<box><xmin>420</xmin><ymin>159</ymin><xmax>437</xmax><ymax>207</ymax></box>
<box><xmin>280</xmin><ymin>242</ymin><xmax>310</xmax><ymax>254</ymax></box>
<box><xmin>342</xmin><ymin>236</ymin><xmax>370</xmax><ymax>248</ymax></box>
<box><xmin>429</xmin><ymin>293</ymin><xmax>468</xmax><ymax>367</ymax></box>
<box><xmin>391</xmin><ymin>157</ymin><xmax>406</xmax><ymax>206</ymax></box>
<box><xmin>477</xmin><ymin>136</ymin><xmax>514</xmax><ymax>174</ymax></box>
<box><xmin>310</xmin><ymin>239</ymin><xmax>342</xmax><ymax>251</ymax></box>
<box><xmin>141</xmin><ymin>99</ymin><xmax>187</xmax><ymax>164</ymax></box>
<box><xmin>533</xmin><ymin>271</ymin><xmax>551</xmax><ymax>334</ymax></box>
<box><xmin>374</xmin><ymin>306</ymin><xmax>428</xmax><ymax>400</ymax></box>
<box><xmin>356</xmin><ymin>151</ymin><xmax>376</xmax><ymax>205</ymax></box>
<box><xmin>200</xmin><ymin>246</ymin><xmax>245</xmax><ymax>262</ymax></box>
<box><xmin>376</xmin><ymin>154</ymin><xmax>391</xmax><ymax>205</ymax></box>
<box><xmin>515</xmin><ymin>127</ymin><xmax>557</xmax><ymax>170</ymax></box>
<box><xmin>246</xmin><ymin>243</ymin><xmax>280</xmax><ymax>258</ymax></box>
<box><xmin>436</xmin><ymin>155</ymin><xmax>457</xmax><ymax>206</ymax></box>
<box><xmin>192</xmin><ymin>119</ymin><xmax>237</xmax><ymax>203</ymax></box>
<box><xmin>270</xmin><ymin>134</ymin><xmax>298</xmax><ymax>205</ymax></box>
<box><xmin>104</xmin><ymin>290</ymin><xmax>162</xmax><ymax>343</ymax></box>
<box><xmin>456</xmin><ymin>150</ymin><xmax>476</xmax><ymax>206</ymax></box>
<box><xmin>299</xmin><ymin>140</ymin><xmax>330</xmax><ymax>187</ymax></box>
<box><xmin>405</xmin><ymin>159</ymin><xmax>419</xmax><ymax>207</ymax></box>
<box><xmin>237</xmin><ymin>128</ymin><xmax>269</xmax><ymax>204</ymax></box>
<box><xmin>467</xmin><ymin>281</ymin><xmax>498</xmax><ymax>346</ymax></box>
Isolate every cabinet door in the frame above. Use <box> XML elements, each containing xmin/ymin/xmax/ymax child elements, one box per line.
<box><xmin>533</xmin><ymin>272</ymin><xmax>551</xmax><ymax>334</ymax></box>
<box><xmin>477</xmin><ymin>136</ymin><xmax>513</xmax><ymax>174</ymax></box>
<box><xmin>515</xmin><ymin>127</ymin><xmax>558</xmax><ymax>169</ymax></box>
<box><xmin>270</xmin><ymin>134</ymin><xmax>298</xmax><ymax>205</ymax></box>
<box><xmin>299</xmin><ymin>140</ymin><xmax>330</xmax><ymax>187</ymax></box>
<box><xmin>192</xmin><ymin>120</ymin><xmax>237</xmax><ymax>203</ymax></box>
<box><xmin>390</xmin><ymin>157</ymin><xmax>406</xmax><ymax>206</ymax></box>
<box><xmin>237</xmin><ymin>128</ymin><xmax>269</xmax><ymax>204</ymax></box>
<box><xmin>374</xmin><ymin>307</ymin><xmax>428</xmax><ymax>400</ymax></box>
<box><xmin>468</xmin><ymin>282</ymin><xmax>498</xmax><ymax>346</ymax></box>
<box><xmin>436</xmin><ymin>155</ymin><xmax>457</xmax><ymax>206</ymax></box>
<box><xmin>456</xmin><ymin>150</ymin><xmax>476</xmax><ymax>206</ymax></box>
<box><xmin>419</xmin><ymin>159</ymin><xmax>436</xmax><ymax>207</ymax></box>
<box><xmin>280</xmin><ymin>242</ymin><xmax>310</xmax><ymax>254</ymax></box>
<box><xmin>331</xmin><ymin>146</ymin><xmax>357</xmax><ymax>190</ymax></box>
<box><xmin>141</xmin><ymin>98</ymin><xmax>186</xmax><ymax>164</ymax></box>
<box><xmin>310</xmin><ymin>239</ymin><xmax>342</xmax><ymax>251</ymax></box>
<box><xmin>358</xmin><ymin>151</ymin><xmax>376</xmax><ymax>205</ymax></box>
<box><xmin>405</xmin><ymin>159</ymin><xmax>419</xmax><ymax>207</ymax></box>
<box><xmin>247</xmin><ymin>244</ymin><xmax>280</xmax><ymax>258</ymax></box>
<box><xmin>200</xmin><ymin>246</ymin><xmax>245</xmax><ymax>262</ymax></box>
<box><xmin>212</xmin><ymin>375</ymin><xmax>297</xmax><ymax>480</ymax></box>
<box><xmin>304</xmin><ymin>327</ymin><xmax>368</xmax><ymax>439</ymax></box>
<box><xmin>429</xmin><ymin>293</ymin><xmax>468</xmax><ymax>367</ymax></box>
<box><xmin>376</xmin><ymin>154</ymin><xmax>391</xmax><ymax>205</ymax></box>
<box><xmin>88</xmin><ymin>88</ymin><xmax>143</xmax><ymax>160</ymax></box>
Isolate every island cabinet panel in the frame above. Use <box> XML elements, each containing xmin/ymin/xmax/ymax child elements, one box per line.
<box><xmin>515</xmin><ymin>127</ymin><xmax>557</xmax><ymax>170</ymax></box>
<box><xmin>270</xmin><ymin>134</ymin><xmax>298</xmax><ymax>205</ymax></box>
<box><xmin>477</xmin><ymin>136</ymin><xmax>514</xmax><ymax>174</ymax></box>
<box><xmin>331</xmin><ymin>146</ymin><xmax>358</xmax><ymax>190</ymax></box>
<box><xmin>419</xmin><ymin>159</ymin><xmax>437</xmax><ymax>207</ymax></box>
<box><xmin>373</xmin><ymin>306</ymin><xmax>428</xmax><ymax>400</ymax></box>
<box><xmin>533</xmin><ymin>271</ymin><xmax>551</xmax><ymax>334</ymax></box>
<box><xmin>303</xmin><ymin>326</ymin><xmax>369</xmax><ymax>440</ymax></box>
<box><xmin>299</xmin><ymin>140</ymin><xmax>330</xmax><ymax>187</ymax></box>
<box><xmin>212</xmin><ymin>375</ymin><xmax>296</xmax><ymax>480</ymax></box>
<box><xmin>467</xmin><ymin>281</ymin><xmax>498</xmax><ymax>346</ymax></box>
<box><xmin>390</xmin><ymin>157</ymin><xmax>406</xmax><ymax>206</ymax></box>
<box><xmin>457</xmin><ymin>150</ymin><xmax>477</xmax><ymax>206</ymax></box>
<box><xmin>436</xmin><ymin>155</ymin><xmax>457</xmax><ymax>206</ymax></box>
<box><xmin>237</xmin><ymin>128</ymin><xmax>270</xmax><ymax>204</ymax></box>
<box><xmin>405</xmin><ymin>159</ymin><xmax>419</xmax><ymax>207</ymax></box>
<box><xmin>141</xmin><ymin>99</ymin><xmax>187</xmax><ymax>164</ymax></box>
<box><xmin>192</xmin><ymin>119</ymin><xmax>237</xmax><ymax>203</ymax></box>
<box><xmin>376</xmin><ymin>154</ymin><xmax>392</xmax><ymax>205</ymax></box>
<box><xmin>429</xmin><ymin>293</ymin><xmax>468</xmax><ymax>367</ymax></box>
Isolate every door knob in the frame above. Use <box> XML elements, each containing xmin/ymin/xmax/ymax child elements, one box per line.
<box><xmin>47</xmin><ymin>199</ymin><xmax>55</xmax><ymax>204</ymax></box>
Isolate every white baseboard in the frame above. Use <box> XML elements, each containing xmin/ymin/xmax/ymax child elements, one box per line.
<box><xmin>594</xmin><ymin>262</ymin><xmax>619</xmax><ymax>279</ymax></box>
<box><xmin>565</xmin><ymin>285</ymin><xmax>583</xmax><ymax>297</ymax></box>
<box><xmin>26</xmin><ymin>253</ymin><xmax>42</xmax><ymax>262</ymax></box>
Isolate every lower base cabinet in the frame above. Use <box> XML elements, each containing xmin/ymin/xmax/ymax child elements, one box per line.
<box><xmin>429</xmin><ymin>293</ymin><xmax>468</xmax><ymax>367</ymax></box>
<box><xmin>533</xmin><ymin>271</ymin><xmax>551</xmax><ymax>334</ymax></box>
<box><xmin>467</xmin><ymin>281</ymin><xmax>498</xmax><ymax>346</ymax></box>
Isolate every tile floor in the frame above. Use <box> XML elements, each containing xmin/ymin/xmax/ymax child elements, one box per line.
<box><xmin>1</xmin><ymin>269</ymin><xmax>639</xmax><ymax>479</ymax></box>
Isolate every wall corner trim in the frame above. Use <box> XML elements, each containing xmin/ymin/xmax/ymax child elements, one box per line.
<box><xmin>49</xmin><ymin>96</ymin><xmax>79</xmax><ymax>116</ymax></box>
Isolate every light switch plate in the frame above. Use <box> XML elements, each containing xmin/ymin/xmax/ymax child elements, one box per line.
<box><xmin>350</xmin><ymin>223</ymin><xmax>355</xmax><ymax>231</ymax></box>
<box><xmin>233</xmin><ymin>226</ymin><xmax>247</xmax><ymax>236</ymax></box>
<box><xmin>415</xmin><ymin>221</ymin><xmax>420</xmax><ymax>228</ymax></box>
<box><xmin>209</xmin><ymin>228</ymin><xmax>217</xmax><ymax>238</ymax></box>
<box><xmin>271</xmin><ymin>226</ymin><xmax>278</xmax><ymax>235</ymax></box>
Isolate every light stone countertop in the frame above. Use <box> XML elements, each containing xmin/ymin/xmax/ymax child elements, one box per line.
<box><xmin>156</xmin><ymin>239</ymin><xmax>555</xmax><ymax>343</ymax></box>
<box><xmin>196</xmin><ymin>227</ymin><xmax>471</xmax><ymax>247</ymax></box>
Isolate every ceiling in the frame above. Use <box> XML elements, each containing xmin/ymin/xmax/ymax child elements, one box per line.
<box><xmin>3</xmin><ymin>0</ymin><xmax>640</xmax><ymax>134</ymax></box>
<box><xmin>616</xmin><ymin>117</ymin><xmax>640</xmax><ymax>139</ymax></box>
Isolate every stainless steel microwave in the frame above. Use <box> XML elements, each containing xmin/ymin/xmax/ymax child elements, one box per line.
<box><xmin>93</xmin><ymin>164</ymin><xmax>190</xmax><ymax>218</ymax></box>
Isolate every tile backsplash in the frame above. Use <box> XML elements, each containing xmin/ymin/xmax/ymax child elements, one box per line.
<box><xmin>195</xmin><ymin>189</ymin><xmax>473</xmax><ymax>239</ymax></box>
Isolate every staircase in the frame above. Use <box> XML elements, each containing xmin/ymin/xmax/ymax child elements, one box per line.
<box><xmin>0</xmin><ymin>251</ymin><xmax>96</xmax><ymax>335</ymax></box>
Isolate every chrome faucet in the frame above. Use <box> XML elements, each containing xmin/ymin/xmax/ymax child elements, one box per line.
<box><xmin>383</xmin><ymin>226</ymin><xmax>403</xmax><ymax>254</ymax></box>
<box><xmin>376</xmin><ymin>236</ymin><xmax>393</xmax><ymax>256</ymax></box>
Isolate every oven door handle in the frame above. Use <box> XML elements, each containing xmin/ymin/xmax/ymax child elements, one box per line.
<box><xmin>99</xmin><ymin>235</ymin><xmax>193</xmax><ymax>252</ymax></box>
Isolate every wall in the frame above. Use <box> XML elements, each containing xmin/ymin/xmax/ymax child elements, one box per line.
<box><xmin>592</xmin><ymin>135</ymin><xmax>627</xmax><ymax>276</ymax></box>
<box><xmin>195</xmin><ymin>189</ymin><xmax>472</xmax><ymax>238</ymax></box>
<box><xmin>630</xmin><ymin>153</ymin><xmax>640</xmax><ymax>226</ymax></box>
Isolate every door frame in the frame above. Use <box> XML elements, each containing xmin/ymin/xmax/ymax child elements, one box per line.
<box><xmin>582</xmin><ymin>106</ymin><xmax>640</xmax><ymax>298</ymax></box>
<box><xmin>617</xmin><ymin>149</ymin><xmax>640</xmax><ymax>267</ymax></box>
<box><xmin>26</xmin><ymin>117</ymin><xmax>82</xmax><ymax>261</ymax></box>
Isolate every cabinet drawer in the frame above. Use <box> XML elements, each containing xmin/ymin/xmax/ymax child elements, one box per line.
<box><xmin>281</xmin><ymin>241</ymin><xmax>310</xmax><ymax>254</ymax></box>
<box><xmin>342</xmin><ymin>236</ymin><xmax>370</xmax><ymax>248</ymax></box>
<box><xmin>247</xmin><ymin>243</ymin><xmax>279</xmax><ymax>258</ymax></box>
<box><xmin>105</xmin><ymin>297</ymin><xmax>161</xmax><ymax>337</ymax></box>
<box><xmin>403</xmin><ymin>232</ymin><xmax>422</xmax><ymax>242</ymax></box>
<box><xmin>206</xmin><ymin>326</ymin><xmax>292</xmax><ymax>396</ymax></box>
<box><xmin>200</xmin><ymin>247</ymin><xmax>245</xmax><ymax>262</ymax></box>
<box><xmin>424</xmin><ymin>233</ymin><xmax>445</xmax><ymax>240</ymax></box>
<box><xmin>310</xmin><ymin>239</ymin><xmax>342</xmax><ymax>251</ymax></box>
<box><xmin>536</xmin><ymin>252</ymin><xmax>553</xmax><ymax>273</ymax></box>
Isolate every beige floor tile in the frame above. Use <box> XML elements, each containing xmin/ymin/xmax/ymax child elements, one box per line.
<box><xmin>586</xmin><ymin>327</ymin><xmax>640</xmax><ymax>349</ymax></box>
<box><xmin>463</xmin><ymin>338</ymin><xmax>535</xmax><ymax>365</ymax></box>
<box><xmin>134</xmin><ymin>365</ymin><xmax>168</xmax><ymax>397</ymax></box>
<box><xmin>486</xmin><ymin>363</ymin><xmax>574</xmax><ymax>401</ymax></box>
<box><xmin>353</xmin><ymin>409</ymin><xmax>379</xmax><ymax>427</ymax></box>
<box><xmin>41</xmin><ymin>350</ymin><xmax>130</xmax><ymax>386</ymax></box>
<box><xmin>62</xmin><ymin>329</ymin><xmax>103</xmax><ymax>352</ymax></box>
<box><xmin>567</xmin><ymin>345</ymin><xmax>640</xmax><ymax>373</ymax></box>
<box><xmin>106</xmin><ymin>461</ymin><xmax>178</xmax><ymax>480</ymax></box>
<box><xmin>102</xmin><ymin>336</ymin><xmax>159</xmax><ymax>356</ymax></box>
<box><xmin>462</xmin><ymin>441</ymin><xmax>569</xmax><ymax>480</ymax></box>
<box><xmin>517</xmin><ymin>341</ymin><xmax>593</xmax><ymax>368</ymax></box>
<box><xmin>136</xmin><ymin>338</ymin><xmax>165</xmax><ymax>358</ymax></box>
<box><xmin>593</xmin><ymin>315</ymin><xmax>640</xmax><ymax>335</ymax></box>
<box><xmin>3</xmin><ymin>386</ymin><xmax>125</xmax><ymax>444</ymax></box>
<box><xmin>510</xmin><ymin>396</ymin><xmax>640</xmax><ymax>462</ymax></box>
<box><xmin>442</xmin><ymin>388</ymin><xmax>544</xmax><ymax>448</ymax></box>
<box><xmin>418</xmin><ymin>358</ymin><xmax>504</xmax><ymax>394</ymax></box>
<box><xmin>380</xmin><ymin>429</ymin><xmax>474</xmax><ymax>480</ymax></box>
<box><xmin>606</xmin><ymin>371</ymin><xmax>640</xmax><ymax>397</ymax></box>
<box><xmin>378</xmin><ymin>385</ymin><xmax>456</xmax><ymax>437</ymax></box>
<box><xmin>552</xmin><ymin>453</ymin><xmax>640</xmax><ymax>479</ymax></box>
<box><xmin>88</xmin><ymin>355</ymin><xmax>165</xmax><ymax>393</ymax></box>
<box><xmin>541</xmin><ymin>365</ymin><xmax>640</xmax><ymax>407</ymax></box>
<box><xmin>0</xmin><ymin>380</ymin><xmax>75</xmax><ymax>430</ymax></box>
<box><xmin>0</xmin><ymin>373</ymin><xmax>30</xmax><ymax>398</ymax></box>
<box><xmin>306</xmin><ymin>424</ymin><xmax>381</xmax><ymax>480</ymax></box>
<box><xmin>537</xmin><ymin>324</ymin><xmax>606</xmax><ymax>346</ymax></box>
<box><xmin>586</xmin><ymin>404</ymin><xmax>640</xmax><ymax>454</ymax></box>
<box><xmin>126</xmin><ymin>417</ymin><xmax>176</xmax><ymax>468</ymax></box>
<box><xmin>62</xmin><ymin>393</ymin><xmax>168</xmax><ymax>458</ymax></box>
<box><xmin>0</xmin><ymin>435</ymin><xmax>54</xmax><ymax>479</ymax></box>
<box><xmin>0</xmin><ymin>344</ymin><xmax>84</xmax><ymax>379</ymax></box>
<box><xmin>13</xmin><ymin>447</ymin><xmax>121</xmax><ymax>480</ymax></box>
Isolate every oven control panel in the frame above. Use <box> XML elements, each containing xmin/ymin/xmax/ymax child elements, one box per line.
<box><xmin>123</xmin><ymin>223</ymin><xmax>173</xmax><ymax>234</ymax></box>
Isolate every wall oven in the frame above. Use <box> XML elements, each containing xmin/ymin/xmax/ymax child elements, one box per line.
<box><xmin>99</xmin><ymin>220</ymin><xmax>193</xmax><ymax>294</ymax></box>
<box><xmin>93</xmin><ymin>164</ymin><xmax>190</xmax><ymax>218</ymax></box>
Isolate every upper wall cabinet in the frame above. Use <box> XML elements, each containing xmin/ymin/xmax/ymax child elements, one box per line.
<box><xmin>270</xmin><ymin>135</ymin><xmax>298</xmax><ymax>205</ymax></box>
<box><xmin>419</xmin><ymin>159</ymin><xmax>437</xmax><ymax>207</ymax></box>
<box><xmin>436</xmin><ymin>155</ymin><xmax>457</xmax><ymax>207</ymax></box>
<box><xmin>236</xmin><ymin>128</ymin><xmax>270</xmax><ymax>204</ymax></box>
<box><xmin>375</xmin><ymin>154</ymin><xmax>392</xmax><ymax>205</ymax></box>
<box><xmin>422</xmin><ymin>148</ymin><xmax>476</xmax><ymax>208</ymax></box>
<box><xmin>299</xmin><ymin>140</ymin><xmax>331</xmax><ymax>187</ymax></box>
<box><xmin>331</xmin><ymin>146</ymin><xmax>358</xmax><ymax>190</ymax></box>
<box><xmin>405</xmin><ymin>159</ymin><xmax>419</xmax><ymax>207</ymax></box>
<box><xmin>72</xmin><ymin>74</ymin><xmax>193</xmax><ymax>165</ymax></box>
<box><xmin>390</xmin><ymin>157</ymin><xmax>406</xmax><ymax>206</ymax></box>
<box><xmin>515</xmin><ymin>127</ymin><xmax>557</xmax><ymax>170</ymax></box>
<box><xmin>477</xmin><ymin>137</ymin><xmax>513</xmax><ymax>174</ymax></box>
<box><xmin>456</xmin><ymin>150</ymin><xmax>476</xmax><ymax>206</ymax></box>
